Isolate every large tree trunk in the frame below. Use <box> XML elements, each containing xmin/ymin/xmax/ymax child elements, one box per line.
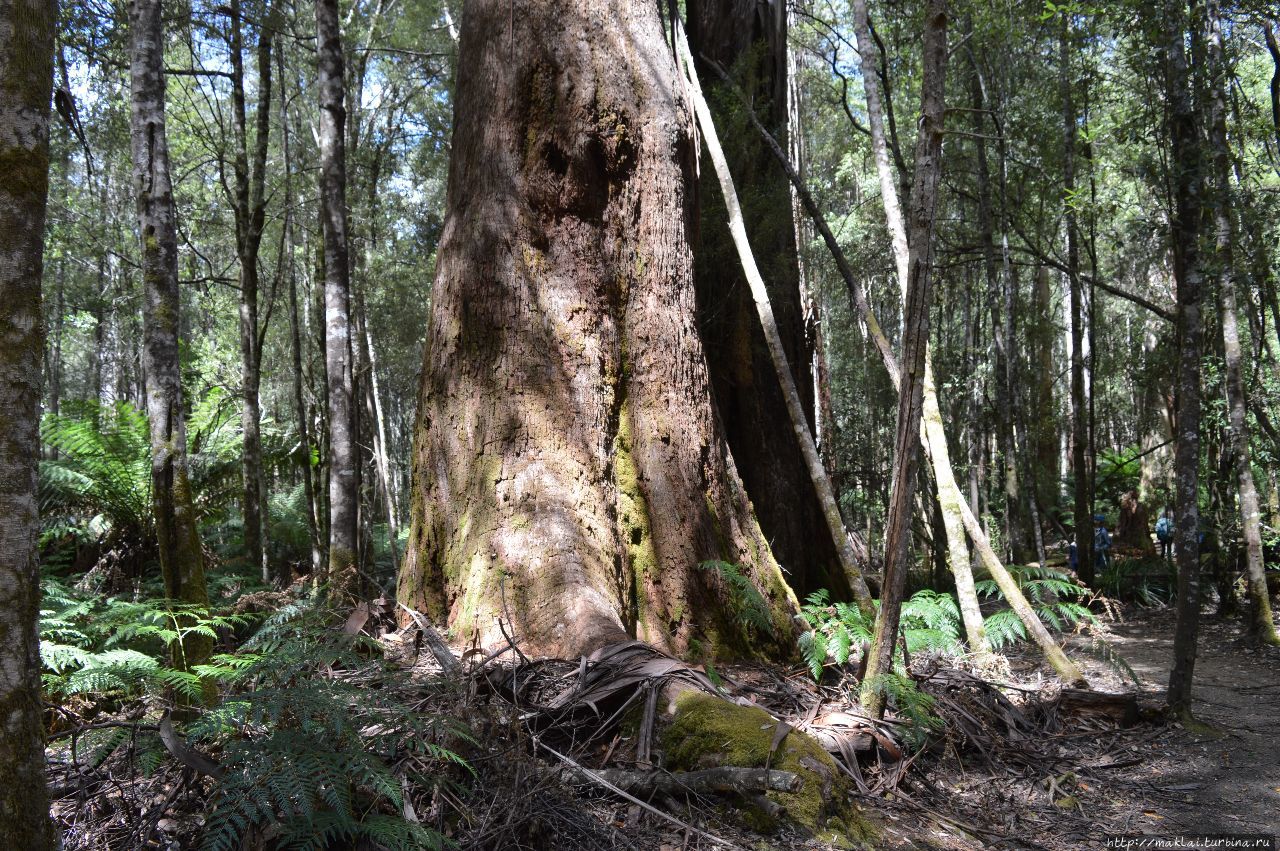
<box><xmin>1206</xmin><ymin>0</ymin><xmax>1278</xmax><ymax>644</ymax></box>
<box><xmin>129</xmin><ymin>0</ymin><xmax>211</xmax><ymax>665</ymax></box>
<box><xmin>1163</xmin><ymin>0</ymin><xmax>1207</xmax><ymax>717</ymax></box>
<box><xmin>687</xmin><ymin>0</ymin><xmax>843</xmax><ymax>597</ymax></box>
<box><xmin>316</xmin><ymin>0</ymin><xmax>359</xmax><ymax>602</ymax></box>
<box><xmin>0</xmin><ymin>0</ymin><xmax>57</xmax><ymax>844</ymax></box>
<box><xmin>398</xmin><ymin>0</ymin><xmax>799</xmax><ymax>660</ymax></box>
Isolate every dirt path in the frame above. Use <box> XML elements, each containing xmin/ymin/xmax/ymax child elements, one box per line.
<box><xmin>1089</xmin><ymin>608</ymin><xmax>1280</xmax><ymax>838</ymax></box>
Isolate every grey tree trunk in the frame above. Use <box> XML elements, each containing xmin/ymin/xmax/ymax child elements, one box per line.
<box><xmin>0</xmin><ymin>0</ymin><xmax>58</xmax><ymax>844</ymax></box>
<box><xmin>227</xmin><ymin>0</ymin><xmax>273</xmax><ymax>583</ymax></box>
<box><xmin>129</xmin><ymin>0</ymin><xmax>211</xmax><ymax>666</ymax></box>
<box><xmin>1062</xmin><ymin>16</ymin><xmax>1093</xmax><ymax>586</ymax></box>
<box><xmin>860</xmin><ymin>0</ymin><xmax>947</xmax><ymax>719</ymax></box>
<box><xmin>1206</xmin><ymin>0</ymin><xmax>1278</xmax><ymax>645</ymax></box>
<box><xmin>278</xmin><ymin>47</ymin><xmax>321</xmax><ymax>580</ymax></box>
<box><xmin>316</xmin><ymin>0</ymin><xmax>359</xmax><ymax>603</ymax></box>
<box><xmin>398</xmin><ymin>0</ymin><xmax>800</xmax><ymax>660</ymax></box>
<box><xmin>1163</xmin><ymin>0</ymin><xmax>1207</xmax><ymax>717</ymax></box>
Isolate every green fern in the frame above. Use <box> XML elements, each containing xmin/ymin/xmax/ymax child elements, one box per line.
<box><xmin>798</xmin><ymin>588</ymin><xmax>963</xmax><ymax>680</ymax></box>
<box><xmin>699</xmin><ymin>560</ymin><xmax>772</xmax><ymax>634</ymax></box>
<box><xmin>975</xmin><ymin>565</ymin><xmax>1099</xmax><ymax>650</ymax></box>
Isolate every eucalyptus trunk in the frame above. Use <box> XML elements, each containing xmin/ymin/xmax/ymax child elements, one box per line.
<box><xmin>1206</xmin><ymin>0</ymin><xmax>1277</xmax><ymax>644</ymax></box>
<box><xmin>129</xmin><ymin>0</ymin><xmax>211</xmax><ymax>665</ymax></box>
<box><xmin>1163</xmin><ymin>0</ymin><xmax>1207</xmax><ymax>717</ymax></box>
<box><xmin>0</xmin><ymin>0</ymin><xmax>58</xmax><ymax>843</ymax></box>
<box><xmin>1061</xmin><ymin>15</ymin><xmax>1093</xmax><ymax>585</ymax></box>
<box><xmin>316</xmin><ymin>0</ymin><xmax>359</xmax><ymax>602</ymax></box>
<box><xmin>398</xmin><ymin>0</ymin><xmax>799</xmax><ymax>659</ymax></box>
<box><xmin>227</xmin><ymin>0</ymin><xmax>273</xmax><ymax>583</ymax></box>
<box><xmin>687</xmin><ymin>0</ymin><xmax>843</xmax><ymax>597</ymax></box>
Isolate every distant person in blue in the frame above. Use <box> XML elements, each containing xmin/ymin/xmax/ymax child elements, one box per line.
<box><xmin>1155</xmin><ymin>509</ymin><xmax>1174</xmax><ymax>561</ymax></box>
<box><xmin>1093</xmin><ymin>514</ymin><xmax>1112</xmax><ymax>572</ymax></box>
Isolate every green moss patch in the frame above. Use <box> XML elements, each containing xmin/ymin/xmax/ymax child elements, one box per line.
<box><xmin>661</xmin><ymin>691</ymin><xmax>878</xmax><ymax>847</ymax></box>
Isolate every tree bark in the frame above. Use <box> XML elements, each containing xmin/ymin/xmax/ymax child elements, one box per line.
<box><xmin>1061</xmin><ymin>15</ymin><xmax>1093</xmax><ymax>586</ymax></box>
<box><xmin>226</xmin><ymin>0</ymin><xmax>273</xmax><ymax>583</ymax></box>
<box><xmin>686</xmin><ymin>1</ymin><xmax>842</xmax><ymax>598</ymax></box>
<box><xmin>278</xmin><ymin>47</ymin><xmax>321</xmax><ymax>580</ymax></box>
<box><xmin>1207</xmin><ymin>0</ymin><xmax>1278</xmax><ymax>644</ymax></box>
<box><xmin>129</xmin><ymin>0</ymin><xmax>211</xmax><ymax>665</ymax></box>
<box><xmin>860</xmin><ymin>0</ymin><xmax>947</xmax><ymax>719</ymax></box>
<box><xmin>734</xmin><ymin>13</ymin><xmax>1084</xmax><ymax>681</ymax></box>
<box><xmin>1164</xmin><ymin>0</ymin><xmax>1207</xmax><ymax>717</ymax></box>
<box><xmin>316</xmin><ymin>0</ymin><xmax>359</xmax><ymax>603</ymax></box>
<box><xmin>0</xmin><ymin>0</ymin><xmax>57</xmax><ymax>844</ymax></box>
<box><xmin>678</xmin><ymin>22</ymin><xmax>874</xmax><ymax>616</ymax></box>
<box><xmin>848</xmin><ymin>0</ymin><xmax>998</xmax><ymax>660</ymax></box>
<box><xmin>397</xmin><ymin>0</ymin><xmax>800</xmax><ymax>660</ymax></box>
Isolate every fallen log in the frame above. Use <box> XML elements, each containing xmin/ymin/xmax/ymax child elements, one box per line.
<box><xmin>1055</xmin><ymin>688</ymin><xmax>1140</xmax><ymax>728</ymax></box>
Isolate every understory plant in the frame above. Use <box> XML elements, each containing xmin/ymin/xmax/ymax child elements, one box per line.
<box><xmin>41</xmin><ymin>582</ymin><xmax>469</xmax><ymax>850</ymax></box>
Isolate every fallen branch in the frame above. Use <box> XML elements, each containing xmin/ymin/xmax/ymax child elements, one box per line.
<box><xmin>397</xmin><ymin>601</ymin><xmax>461</xmax><ymax>675</ymax></box>
<box><xmin>533</xmin><ymin>737</ymin><xmax>739</xmax><ymax>848</ymax></box>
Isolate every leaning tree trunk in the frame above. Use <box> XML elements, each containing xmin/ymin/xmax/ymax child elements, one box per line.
<box><xmin>398</xmin><ymin>0</ymin><xmax>799</xmax><ymax>660</ymax></box>
<box><xmin>129</xmin><ymin>0</ymin><xmax>211</xmax><ymax>668</ymax></box>
<box><xmin>1163</xmin><ymin>0</ymin><xmax>1206</xmax><ymax>718</ymax></box>
<box><xmin>0</xmin><ymin>0</ymin><xmax>58</xmax><ymax>844</ymax></box>
<box><xmin>316</xmin><ymin>0</ymin><xmax>359</xmax><ymax>602</ymax></box>
<box><xmin>686</xmin><ymin>0</ymin><xmax>846</xmax><ymax>598</ymax></box>
<box><xmin>1206</xmin><ymin>0</ymin><xmax>1278</xmax><ymax>645</ymax></box>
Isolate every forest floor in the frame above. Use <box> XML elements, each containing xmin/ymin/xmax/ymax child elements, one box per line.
<box><xmin>1064</xmin><ymin>607</ymin><xmax>1280</xmax><ymax>842</ymax></box>
<box><xmin>864</xmin><ymin>604</ymin><xmax>1280</xmax><ymax>851</ymax></box>
<box><xmin>597</xmin><ymin>603</ymin><xmax>1280</xmax><ymax>851</ymax></box>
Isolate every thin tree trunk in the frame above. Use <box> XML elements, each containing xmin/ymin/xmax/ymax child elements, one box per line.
<box><xmin>1207</xmin><ymin>0</ymin><xmax>1278</xmax><ymax>644</ymax></box>
<box><xmin>678</xmin><ymin>22</ymin><xmax>874</xmax><ymax>615</ymax></box>
<box><xmin>725</xmin><ymin>18</ymin><xmax>1084</xmax><ymax>681</ymax></box>
<box><xmin>1164</xmin><ymin>0</ymin><xmax>1207</xmax><ymax>717</ymax></box>
<box><xmin>398</xmin><ymin>0</ymin><xmax>800</xmax><ymax>659</ymax></box>
<box><xmin>1062</xmin><ymin>15</ymin><xmax>1093</xmax><ymax>586</ymax></box>
<box><xmin>0</xmin><ymin>0</ymin><xmax>57</xmax><ymax>843</ymax></box>
<box><xmin>848</xmin><ymin>0</ymin><xmax>1002</xmax><ymax>660</ymax></box>
<box><xmin>860</xmin><ymin>0</ymin><xmax>947</xmax><ymax>718</ymax></box>
<box><xmin>278</xmin><ymin>47</ymin><xmax>320</xmax><ymax>581</ymax></box>
<box><xmin>129</xmin><ymin>0</ymin><xmax>211</xmax><ymax>668</ymax></box>
<box><xmin>316</xmin><ymin>0</ymin><xmax>359</xmax><ymax>602</ymax></box>
<box><xmin>227</xmin><ymin>0</ymin><xmax>273</xmax><ymax>583</ymax></box>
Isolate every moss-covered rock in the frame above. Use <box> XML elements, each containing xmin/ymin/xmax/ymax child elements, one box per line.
<box><xmin>661</xmin><ymin>691</ymin><xmax>878</xmax><ymax>848</ymax></box>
